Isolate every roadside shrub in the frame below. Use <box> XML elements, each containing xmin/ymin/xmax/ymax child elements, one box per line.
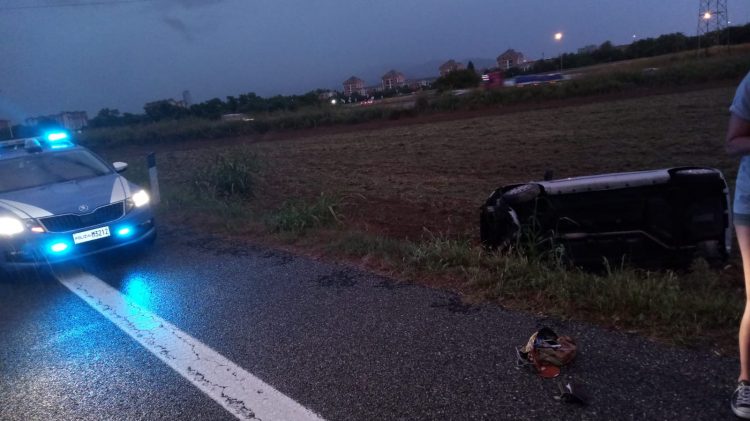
<box><xmin>407</xmin><ymin>235</ymin><xmax>482</xmax><ymax>273</ymax></box>
<box><xmin>267</xmin><ymin>194</ymin><xmax>341</xmax><ymax>235</ymax></box>
<box><xmin>431</xmin><ymin>93</ymin><xmax>461</xmax><ymax>111</ymax></box>
<box><xmin>414</xmin><ymin>93</ymin><xmax>430</xmax><ymax>112</ymax></box>
<box><xmin>192</xmin><ymin>151</ymin><xmax>259</xmax><ymax>200</ymax></box>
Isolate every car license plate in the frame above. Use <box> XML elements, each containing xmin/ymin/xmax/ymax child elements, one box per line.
<box><xmin>73</xmin><ymin>226</ymin><xmax>110</xmax><ymax>244</ymax></box>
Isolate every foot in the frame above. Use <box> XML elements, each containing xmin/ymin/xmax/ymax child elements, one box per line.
<box><xmin>732</xmin><ymin>380</ymin><xmax>750</xmax><ymax>419</ymax></box>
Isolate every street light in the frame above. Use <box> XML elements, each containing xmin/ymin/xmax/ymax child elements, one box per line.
<box><xmin>554</xmin><ymin>32</ymin><xmax>564</xmax><ymax>72</ymax></box>
<box><xmin>700</xmin><ymin>11</ymin><xmax>712</xmax><ymax>55</ymax></box>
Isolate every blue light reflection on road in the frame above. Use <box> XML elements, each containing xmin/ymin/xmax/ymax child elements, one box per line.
<box><xmin>122</xmin><ymin>273</ymin><xmax>154</xmax><ymax>309</ymax></box>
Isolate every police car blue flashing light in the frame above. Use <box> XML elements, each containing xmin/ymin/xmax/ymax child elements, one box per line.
<box><xmin>116</xmin><ymin>226</ymin><xmax>134</xmax><ymax>238</ymax></box>
<box><xmin>48</xmin><ymin>241</ymin><xmax>70</xmax><ymax>254</ymax></box>
<box><xmin>50</xmin><ymin>142</ymin><xmax>73</xmax><ymax>150</ymax></box>
<box><xmin>45</xmin><ymin>131</ymin><xmax>69</xmax><ymax>142</ymax></box>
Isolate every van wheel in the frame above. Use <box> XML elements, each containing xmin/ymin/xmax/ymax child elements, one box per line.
<box><xmin>502</xmin><ymin>184</ymin><xmax>541</xmax><ymax>205</ymax></box>
<box><xmin>672</xmin><ymin>168</ymin><xmax>719</xmax><ymax>182</ymax></box>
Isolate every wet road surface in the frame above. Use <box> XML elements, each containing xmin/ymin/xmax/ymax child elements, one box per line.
<box><xmin>0</xmin><ymin>227</ymin><xmax>741</xmax><ymax>420</ymax></box>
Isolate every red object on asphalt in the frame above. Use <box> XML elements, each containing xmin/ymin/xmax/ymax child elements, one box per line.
<box><xmin>537</xmin><ymin>364</ymin><xmax>560</xmax><ymax>378</ymax></box>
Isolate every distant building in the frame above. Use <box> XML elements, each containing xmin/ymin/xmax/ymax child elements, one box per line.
<box><xmin>343</xmin><ymin>76</ymin><xmax>366</xmax><ymax>96</ymax></box>
<box><xmin>25</xmin><ymin>111</ymin><xmax>89</xmax><ymax>131</ymax></box>
<box><xmin>182</xmin><ymin>90</ymin><xmax>193</xmax><ymax>107</ymax></box>
<box><xmin>365</xmin><ymin>85</ymin><xmax>382</xmax><ymax>96</ymax></box>
<box><xmin>317</xmin><ymin>90</ymin><xmax>337</xmax><ymax>100</ymax></box>
<box><xmin>381</xmin><ymin>70</ymin><xmax>406</xmax><ymax>91</ymax></box>
<box><xmin>439</xmin><ymin>59</ymin><xmax>465</xmax><ymax>76</ymax></box>
<box><xmin>496</xmin><ymin>49</ymin><xmax>531</xmax><ymax>71</ymax></box>
<box><xmin>407</xmin><ymin>78</ymin><xmax>436</xmax><ymax>90</ymax></box>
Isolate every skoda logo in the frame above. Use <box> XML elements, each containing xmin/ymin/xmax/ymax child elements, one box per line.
<box><xmin>78</xmin><ymin>204</ymin><xmax>89</xmax><ymax>212</ymax></box>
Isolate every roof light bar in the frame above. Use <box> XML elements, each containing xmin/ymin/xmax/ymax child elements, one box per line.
<box><xmin>45</xmin><ymin>131</ymin><xmax>69</xmax><ymax>142</ymax></box>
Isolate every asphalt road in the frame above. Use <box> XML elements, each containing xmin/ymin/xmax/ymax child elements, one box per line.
<box><xmin>0</xmin><ymin>226</ymin><xmax>742</xmax><ymax>420</ymax></box>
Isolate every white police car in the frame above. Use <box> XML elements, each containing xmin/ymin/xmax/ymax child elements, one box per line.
<box><xmin>0</xmin><ymin>132</ymin><xmax>155</xmax><ymax>271</ymax></box>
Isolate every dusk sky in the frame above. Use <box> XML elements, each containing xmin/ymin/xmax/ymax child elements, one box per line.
<box><xmin>2</xmin><ymin>0</ymin><xmax>750</xmax><ymax>122</ymax></box>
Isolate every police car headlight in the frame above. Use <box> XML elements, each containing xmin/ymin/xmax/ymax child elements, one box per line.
<box><xmin>132</xmin><ymin>190</ymin><xmax>150</xmax><ymax>208</ymax></box>
<box><xmin>0</xmin><ymin>217</ymin><xmax>25</xmax><ymax>236</ymax></box>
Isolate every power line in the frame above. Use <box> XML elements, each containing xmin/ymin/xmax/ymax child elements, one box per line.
<box><xmin>0</xmin><ymin>0</ymin><xmax>157</xmax><ymax>11</ymax></box>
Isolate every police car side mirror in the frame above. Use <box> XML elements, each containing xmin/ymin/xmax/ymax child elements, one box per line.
<box><xmin>113</xmin><ymin>162</ymin><xmax>128</xmax><ymax>173</ymax></box>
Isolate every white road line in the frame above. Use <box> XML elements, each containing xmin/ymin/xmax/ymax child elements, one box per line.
<box><xmin>54</xmin><ymin>268</ymin><xmax>324</xmax><ymax>421</ymax></box>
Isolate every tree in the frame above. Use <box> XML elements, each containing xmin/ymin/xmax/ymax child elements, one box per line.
<box><xmin>591</xmin><ymin>40</ymin><xmax>624</xmax><ymax>62</ymax></box>
<box><xmin>226</xmin><ymin>96</ymin><xmax>239</xmax><ymax>113</ymax></box>
<box><xmin>121</xmin><ymin>113</ymin><xmax>144</xmax><ymax>126</ymax></box>
<box><xmin>467</xmin><ymin>61</ymin><xmax>475</xmax><ymax>72</ymax></box>
<box><xmin>237</xmin><ymin>92</ymin><xmax>266</xmax><ymax>113</ymax></box>
<box><xmin>189</xmin><ymin>98</ymin><xmax>226</xmax><ymax>119</ymax></box>
<box><xmin>299</xmin><ymin>90</ymin><xmax>323</xmax><ymax>107</ymax></box>
<box><xmin>433</xmin><ymin>69</ymin><xmax>481</xmax><ymax>91</ymax></box>
<box><xmin>144</xmin><ymin>100</ymin><xmax>188</xmax><ymax>121</ymax></box>
<box><xmin>90</xmin><ymin>108</ymin><xmax>122</xmax><ymax>128</ymax></box>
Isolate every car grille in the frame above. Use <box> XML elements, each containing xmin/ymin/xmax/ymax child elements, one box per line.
<box><xmin>39</xmin><ymin>202</ymin><xmax>125</xmax><ymax>233</ymax></box>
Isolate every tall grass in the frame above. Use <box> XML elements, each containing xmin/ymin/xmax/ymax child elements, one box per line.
<box><xmin>191</xmin><ymin>151</ymin><xmax>260</xmax><ymax>200</ymax></box>
<box><xmin>266</xmin><ymin>194</ymin><xmax>342</xmax><ymax>235</ymax></box>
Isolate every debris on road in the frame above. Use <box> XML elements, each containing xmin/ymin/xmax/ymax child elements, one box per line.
<box><xmin>555</xmin><ymin>381</ymin><xmax>589</xmax><ymax>406</ymax></box>
<box><xmin>515</xmin><ymin>327</ymin><xmax>577</xmax><ymax>378</ymax></box>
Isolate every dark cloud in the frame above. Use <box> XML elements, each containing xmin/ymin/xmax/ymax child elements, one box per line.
<box><xmin>162</xmin><ymin>16</ymin><xmax>194</xmax><ymax>41</ymax></box>
<box><xmin>148</xmin><ymin>0</ymin><xmax>227</xmax><ymax>12</ymax></box>
<box><xmin>156</xmin><ymin>0</ymin><xmax>228</xmax><ymax>40</ymax></box>
<box><xmin>174</xmin><ymin>0</ymin><xmax>226</xmax><ymax>8</ymax></box>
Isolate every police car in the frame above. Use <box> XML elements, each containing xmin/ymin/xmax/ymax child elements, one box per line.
<box><xmin>0</xmin><ymin>132</ymin><xmax>155</xmax><ymax>271</ymax></box>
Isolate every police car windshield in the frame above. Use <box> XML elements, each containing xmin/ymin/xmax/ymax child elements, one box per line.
<box><xmin>0</xmin><ymin>149</ymin><xmax>112</xmax><ymax>193</ymax></box>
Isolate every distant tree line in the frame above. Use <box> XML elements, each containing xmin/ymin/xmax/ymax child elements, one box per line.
<box><xmin>505</xmin><ymin>23</ymin><xmax>750</xmax><ymax>77</ymax></box>
<box><xmin>89</xmin><ymin>90</ymin><xmax>327</xmax><ymax>128</ymax></box>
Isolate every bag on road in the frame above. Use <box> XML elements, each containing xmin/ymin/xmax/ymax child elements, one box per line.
<box><xmin>516</xmin><ymin>327</ymin><xmax>577</xmax><ymax>377</ymax></box>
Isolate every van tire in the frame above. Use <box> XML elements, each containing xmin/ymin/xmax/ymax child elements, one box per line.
<box><xmin>672</xmin><ymin>168</ymin><xmax>719</xmax><ymax>183</ymax></box>
<box><xmin>502</xmin><ymin>184</ymin><xmax>541</xmax><ymax>205</ymax></box>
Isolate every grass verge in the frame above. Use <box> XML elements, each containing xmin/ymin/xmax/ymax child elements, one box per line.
<box><xmin>191</xmin><ymin>151</ymin><xmax>260</xmax><ymax>200</ymax></box>
<box><xmin>322</xmin><ymin>230</ymin><xmax>741</xmax><ymax>349</ymax></box>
